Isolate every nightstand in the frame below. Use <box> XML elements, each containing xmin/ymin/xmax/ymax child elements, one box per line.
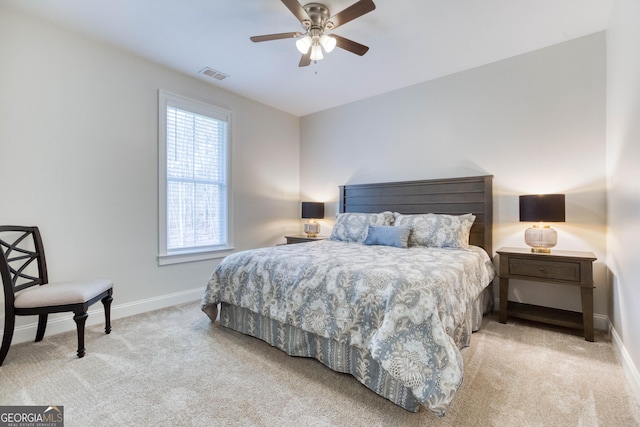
<box><xmin>284</xmin><ymin>235</ymin><xmax>326</xmax><ymax>244</ymax></box>
<box><xmin>497</xmin><ymin>247</ymin><xmax>597</xmax><ymax>342</ymax></box>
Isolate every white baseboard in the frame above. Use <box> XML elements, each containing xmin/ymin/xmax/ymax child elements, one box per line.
<box><xmin>594</xmin><ymin>313</ymin><xmax>609</xmax><ymax>332</ymax></box>
<box><xmin>3</xmin><ymin>287</ymin><xmax>205</xmax><ymax>346</ymax></box>
<box><xmin>610</xmin><ymin>323</ymin><xmax>640</xmax><ymax>403</ymax></box>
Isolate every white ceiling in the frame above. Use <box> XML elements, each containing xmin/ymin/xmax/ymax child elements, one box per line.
<box><xmin>4</xmin><ymin>0</ymin><xmax>613</xmax><ymax>117</ymax></box>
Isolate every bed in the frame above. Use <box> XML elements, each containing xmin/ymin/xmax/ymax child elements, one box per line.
<box><xmin>202</xmin><ymin>175</ymin><xmax>495</xmax><ymax>416</ymax></box>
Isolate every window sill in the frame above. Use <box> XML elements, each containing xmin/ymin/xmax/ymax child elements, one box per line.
<box><xmin>158</xmin><ymin>247</ymin><xmax>234</xmax><ymax>266</ymax></box>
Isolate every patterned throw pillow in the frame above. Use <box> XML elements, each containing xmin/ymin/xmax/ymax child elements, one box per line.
<box><xmin>329</xmin><ymin>212</ymin><xmax>395</xmax><ymax>244</ymax></box>
<box><xmin>393</xmin><ymin>213</ymin><xmax>476</xmax><ymax>248</ymax></box>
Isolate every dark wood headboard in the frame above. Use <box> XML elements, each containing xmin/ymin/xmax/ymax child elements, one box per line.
<box><xmin>339</xmin><ymin>175</ymin><xmax>493</xmax><ymax>255</ymax></box>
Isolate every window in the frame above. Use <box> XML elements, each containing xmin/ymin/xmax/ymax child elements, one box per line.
<box><xmin>158</xmin><ymin>90</ymin><xmax>232</xmax><ymax>265</ymax></box>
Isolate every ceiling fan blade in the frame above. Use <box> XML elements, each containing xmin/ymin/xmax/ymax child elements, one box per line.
<box><xmin>281</xmin><ymin>0</ymin><xmax>310</xmax><ymax>23</ymax></box>
<box><xmin>328</xmin><ymin>0</ymin><xmax>376</xmax><ymax>29</ymax></box>
<box><xmin>250</xmin><ymin>32</ymin><xmax>302</xmax><ymax>43</ymax></box>
<box><xmin>332</xmin><ymin>34</ymin><xmax>369</xmax><ymax>56</ymax></box>
<box><xmin>299</xmin><ymin>51</ymin><xmax>312</xmax><ymax>67</ymax></box>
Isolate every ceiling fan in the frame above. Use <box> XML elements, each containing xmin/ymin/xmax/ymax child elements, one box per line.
<box><xmin>250</xmin><ymin>0</ymin><xmax>376</xmax><ymax>67</ymax></box>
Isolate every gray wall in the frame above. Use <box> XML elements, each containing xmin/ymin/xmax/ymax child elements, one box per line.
<box><xmin>607</xmin><ymin>0</ymin><xmax>640</xmax><ymax>395</ymax></box>
<box><xmin>0</xmin><ymin>7</ymin><xmax>300</xmax><ymax>339</ymax></box>
<box><xmin>300</xmin><ymin>33</ymin><xmax>608</xmax><ymax>322</ymax></box>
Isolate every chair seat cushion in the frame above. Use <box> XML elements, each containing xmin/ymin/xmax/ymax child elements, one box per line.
<box><xmin>14</xmin><ymin>279</ymin><xmax>113</xmax><ymax>308</ymax></box>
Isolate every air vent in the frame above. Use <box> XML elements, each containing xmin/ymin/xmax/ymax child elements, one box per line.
<box><xmin>199</xmin><ymin>67</ymin><xmax>229</xmax><ymax>81</ymax></box>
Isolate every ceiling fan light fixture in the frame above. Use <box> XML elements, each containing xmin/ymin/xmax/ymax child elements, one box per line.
<box><xmin>310</xmin><ymin>44</ymin><xmax>324</xmax><ymax>61</ymax></box>
<box><xmin>296</xmin><ymin>35</ymin><xmax>313</xmax><ymax>54</ymax></box>
<box><xmin>250</xmin><ymin>0</ymin><xmax>376</xmax><ymax>67</ymax></box>
<box><xmin>319</xmin><ymin>34</ymin><xmax>336</xmax><ymax>53</ymax></box>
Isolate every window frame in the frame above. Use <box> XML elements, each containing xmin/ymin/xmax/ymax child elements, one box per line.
<box><xmin>157</xmin><ymin>89</ymin><xmax>233</xmax><ymax>266</ymax></box>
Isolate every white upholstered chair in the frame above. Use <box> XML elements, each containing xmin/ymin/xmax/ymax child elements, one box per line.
<box><xmin>0</xmin><ymin>226</ymin><xmax>113</xmax><ymax>366</ymax></box>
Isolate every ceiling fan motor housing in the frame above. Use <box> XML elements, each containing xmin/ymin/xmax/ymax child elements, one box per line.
<box><xmin>302</xmin><ymin>3</ymin><xmax>334</xmax><ymax>31</ymax></box>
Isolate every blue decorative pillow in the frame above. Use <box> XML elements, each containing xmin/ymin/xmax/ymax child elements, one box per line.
<box><xmin>363</xmin><ymin>225</ymin><xmax>411</xmax><ymax>248</ymax></box>
<box><xmin>329</xmin><ymin>212</ymin><xmax>395</xmax><ymax>244</ymax></box>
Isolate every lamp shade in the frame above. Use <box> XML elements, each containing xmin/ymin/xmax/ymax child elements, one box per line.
<box><xmin>296</xmin><ymin>35</ymin><xmax>312</xmax><ymax>54</ymax></box>
<box><xmin>519</xmin><ymin>194</ymin><xmax>565</xmax><ymax>222</ymax></box>
<box><xmin>319</xmin><ymin>34</ymin><xmax>336</xmax><ymax>53</ymax></box>
<box><xmin>301</xmin><ymin>202</ymin><xmax>324</xmax><ymax>219</ymax></box>
<box><xmin>310</xmin><ymin>44</ymin><xmax>324</xmax><ymax>61</ymax></box>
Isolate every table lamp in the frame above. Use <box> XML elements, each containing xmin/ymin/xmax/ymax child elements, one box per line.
<box><xmin>301</xmin><ymin>202</ymin><xmax>324</xmax><ymax>237</ymax></box>
<box><xmin>519</xmin><ymin>194</ymin><xmax>565</xmax><ymax>253</ymax></box>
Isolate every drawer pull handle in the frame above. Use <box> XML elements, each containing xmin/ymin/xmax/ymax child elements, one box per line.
<box><xmin>539</xmin><ymin>267</ymin><xmax>546</xmax><ymax>272</ymax></box>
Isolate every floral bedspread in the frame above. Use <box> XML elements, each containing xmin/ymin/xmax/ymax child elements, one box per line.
<box><xmin>202</xmin><ymin>240</ymin><xmax>495</xmax><ymax>414</ymax></box>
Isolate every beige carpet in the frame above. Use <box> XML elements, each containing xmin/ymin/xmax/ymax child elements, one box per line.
<box><xmin>1</xmin><ymin>302</ymin><xmax>639</xmax><ymax>426</ymax></box>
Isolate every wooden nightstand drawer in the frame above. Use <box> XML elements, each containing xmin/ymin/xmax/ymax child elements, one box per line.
<box><xmin>509</xmin><ymin>257</ymin><xmax>580</xmax><ymax>282</ymax></box>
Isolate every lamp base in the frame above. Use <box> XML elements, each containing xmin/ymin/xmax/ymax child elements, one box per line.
<box><xmin>530</xmin><ymin>247</ymin><xmax>551</xmax><ymax>254</ymax></box>
<box><xmin>304</xmin><ymin>222</ymin><xmax>320</xmax><ymax>238</ymax></box>
<box><xmin>524</xmin><ymin>224</ymin><xmax>557</xmax><ymax>253</ymax></box>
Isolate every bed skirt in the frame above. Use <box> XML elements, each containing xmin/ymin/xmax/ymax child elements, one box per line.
<box><xmin>219</xmin><ymin>301</ymin><xmax>421</xmax><ymax>411</ymax></box>
<box><xmin>209</xmin><ymin>283</ymin><xmax>494</xmax><ymax>413</ymax></box>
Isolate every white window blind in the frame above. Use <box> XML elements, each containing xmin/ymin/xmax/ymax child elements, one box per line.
<box><xmin>158</xmin><ymin>90</ymin><xmax>232</xmax><ymax>265</ymax></box>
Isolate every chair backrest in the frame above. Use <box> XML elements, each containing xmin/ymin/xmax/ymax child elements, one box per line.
<box><xmin>0</xmin><ymin>226</ymin><xmax>49</xmax><ymax>307</ymax></box>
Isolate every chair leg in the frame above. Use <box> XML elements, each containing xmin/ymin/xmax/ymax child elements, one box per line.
<box><xmin>102</xmin><ymin>294</ymin><xmax>113</xmax><ymax>335</ymax></box>
<box><xmin>0</xmin><ymin>313</ymin><xmax>16</xmax><ymax>366</ymax></box>
<box><xmin>35</xmin><ymin>314</ymin><xmax>48</xmax><ymax>342</ymax></box>
<box><xmin>73</xmin><ymin>311</ymin><xmax>88</xmax><ymax>358</ymax></box>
